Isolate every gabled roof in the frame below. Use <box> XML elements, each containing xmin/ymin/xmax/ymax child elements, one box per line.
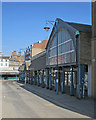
<box><xmin>31</xmin><ymin>51</ymin><xmax>46</xmax><ymax>61</ymax></box>
<box><xmin>33</xmin><ymin>40</ymin><xmax>48</xmax><ymax>49</ymax></box>
<box><xmin>66</xmin><ymin>22</ymin><xmax>91</xmax><ymax>33</ymax></box>
<box><xmin>59</xmin><ymin>18</ymin><xmax>91</xmax><ymax>32</ymax></box>
<box><xmin>29</xmin><ymin>52</ymin><xmax>46</xmax><ymax>71</ymax></box>
<box><xmin>46</xmin><ymin>18</ymin><xmax>92</xmax><ymax>49</ymax></box>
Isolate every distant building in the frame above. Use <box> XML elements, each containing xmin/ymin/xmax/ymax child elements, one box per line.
<box><xmin>28</xmin><ymin>51</ymin><xmax>46</xmax><ymax>85</ymax></box>
<box><xmin>0</xmin><ymin>52</ymin><xmax>15</xmax><ymax>80</ymax></box>
<box><xmin>0</xmin><ymin>51</ymin><xmax>24</xmax><ymax>80</ymax></box>
<box><xmin>0</xmin><ymin>52</ymin><xmax>9</xmax><ymax>69</ymax></box>
<box><xmin>24</xmin><ymin>40</ymin><xmax>48</xmax><ymax>61</ymax></box>
<box><xmin>32</xmin><ymin>40</ymin><xmax>48</xmax><ymax>57</ymax></box>
<box><xmin>19</xmin><ymin>40</ymin><xmax>48</xmax><ymax>82</ymax></box>
<box><xmin>9</xmin><ymin>51</ymin><xmax>24</xmax><ymax>70</ymax></box>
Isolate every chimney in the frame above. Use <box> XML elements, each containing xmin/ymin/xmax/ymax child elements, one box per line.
<box><xmin>38</xmin><ymin>41</ymin><xmax>41</xmax><ymax>43</ymax></box>
<box><xmin>12</xmin><ymin>51</ymin><xmax>16</xmax><ymax>56</ymax></box>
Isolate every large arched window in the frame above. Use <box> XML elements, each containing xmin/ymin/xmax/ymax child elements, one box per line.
<box><xmin>47</xmin><ymin>28</ymin><xmax>76</xmax><ymax>66</ymax></box>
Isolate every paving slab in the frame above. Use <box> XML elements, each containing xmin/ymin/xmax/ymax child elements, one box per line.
<box><xmin>17</xmin><ymin>81</ymin><xmax>94</xmax><ymax>118</ymax></box>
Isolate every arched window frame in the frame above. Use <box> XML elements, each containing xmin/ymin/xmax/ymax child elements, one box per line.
<box><xmin>46</xmin><ymin>19</ymin><xmax>78</xmax><ymax>66</ymax></box>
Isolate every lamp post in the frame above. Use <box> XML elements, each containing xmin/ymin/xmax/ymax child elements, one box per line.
<box><xmin>29</xmin><ymin>45</ymin><xmax>32</xmax><ymax>84</ymax></box>
<box><xmin>44</xmin><ymin>19</ymin><xmax>59</xmax><ymax>94</ymax></box>
<box><xmin>24</xmin><ymin>51</ymin><xmax>26</xmax><ymax>85</ymax></box>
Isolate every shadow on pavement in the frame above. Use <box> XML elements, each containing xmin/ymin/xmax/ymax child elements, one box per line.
<box><xmin>17</xmin><ymin>80</ymin><xmax>94</xmax><ymax>119</ymax></box>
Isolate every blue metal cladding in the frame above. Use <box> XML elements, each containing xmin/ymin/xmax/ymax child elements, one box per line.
<box><xmin>41</xmin><ymin>70</ymin><xmax>44</xmax><ymax>88</ymax></box>
<box><xmin>46</xmin><ymin>69</ymin><xmax>49</xmax><ymax>89</ymax></box>
<box><xmin>80</xmin><ymin>65</ymin><xmax>85</xmax><ymax>98</ymax></box>
<box><xmin>49</xmin><ymin>69</ymin><xmax>52</xmax><ymax>90</ymax></box>
<box><xmin>70</xmin><ymin>68</ymin><xmax>74</xmax><ymax>96</ymax></box>
<box><xmin>62</xmin><ymin>67</ymin><xmax>65</xmax><ymax>93</ymax></box>
<box><xmin>34</xmin><ymin>72</ymin><xmax>37</xmax><ymax>85</ymax></box>
<box><xmin>76</xmin><ymin>65</ymin><xmax>85</xmax><ymax>98</ymax></box>
<box><xmin>37</xmin><ymin>71</ymin><xmax>40</xmax><ymax>86</ymax></box>
<box><xmin>31</xmin><ymin>72</ymin><xmax>33</xmax><ymax>85</ymax></box>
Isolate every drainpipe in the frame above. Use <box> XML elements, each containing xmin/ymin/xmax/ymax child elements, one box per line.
<box><xmin>46</xmin><ymin>68</ymin><xmax>49</xmax><ymax>89</ymax></box>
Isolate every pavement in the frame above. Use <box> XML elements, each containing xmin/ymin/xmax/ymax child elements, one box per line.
<box><xmin>17</xmin><ymin>80</ymin><xmax>95</xmax><ymax>118</ymax></box>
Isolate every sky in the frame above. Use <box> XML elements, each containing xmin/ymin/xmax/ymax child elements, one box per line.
<box><xmin>2</xmin><ymin>2</ymin><xmax>91</xmax><ymax>56</ymax></box>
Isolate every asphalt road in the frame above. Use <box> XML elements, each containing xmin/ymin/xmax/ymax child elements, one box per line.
<box><xmin>2</xmin><ymin>80</ymin><xmax>89</xmax><ymax>118</ymax></box>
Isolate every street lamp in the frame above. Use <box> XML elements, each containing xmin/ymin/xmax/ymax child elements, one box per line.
<box><xmin>44</xmin><ymin>20</ymin><xmax>55</xmax><ymax>31</ymax></box>
<box><xmin>44</xmin><ymin>19</ymin><xmax>59</xmax><ymax>94</ymax></box>
<box><xmin>44</xmin><ymin>22</ymin><xmax>50</xmax><ymax>31</ymax></box>
<box><xmin>20</xmin><ymin>44</ymin><xmax>32</xmax><ymax>85</ymax></box>
<box><xmin>24</xmin><ymin>51</ymin><xmax>26</xmax><ymax>85</ymax></box>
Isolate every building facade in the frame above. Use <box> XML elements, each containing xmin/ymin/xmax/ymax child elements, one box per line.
<box><xmin>0</xmin><ymin>51</ymin><xmax>24</xmax><ymax>80</ymax></box>
<box><xmin>9</xmin><ymin>51</ymin><xmax>24</xmax><ymax>70</ymax></box>
<box><xmin>0</xmin><ymin>52</ymin><xmax>9</xmax><ymax>80</ymax></box>
<box><xmin>19</xmin><ymin>2</ymin><xmax>96</xmax><ymax>98</ymax></box>
<box><xmin>0</xmin><ymin>52</ymin><xmax>9</xmax><ymax>68</ymax></box>
<box><xmin>45</xmin><ymin>18</ymin><xmax>92</xmax><ymax>98</ymax></box>
<box><xmin>24</xmin><ymin>18</ymin><xmax>92</xmax><ymax>99</ymax></box>
<box><xmin>28</xmin><ymin>52</ymin><xmax>46</xmax><ymax>86</ymax></box>
<box><xmin>19</xmin><ymin>40</ymin><xmax>48</xmax><ymax>83</ymax></box>
<box><xmin>91</xmin><ymin>1</ymin><xmax>96</xmax><ymax>98</ymax></box>
<box><xmin>0</xmin><ymin>52</ymin><xmax>19</xmax><ymax>80</ymax></box>
<box><xmin>32</xmin><ymin>40</ymin><xmax>48</xmax><ymax>57</ymax></box>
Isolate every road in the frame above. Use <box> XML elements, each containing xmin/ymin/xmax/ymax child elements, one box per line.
<box><xmin>2</xmin><ymin>80</ymin><xmax>89</xmax><ymax>118</ymax></box>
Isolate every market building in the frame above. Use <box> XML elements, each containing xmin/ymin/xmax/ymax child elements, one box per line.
<box><xmin>28</xmin><ymin>51</ymin><xmax>46</xmax><ymax>86</ymax></box>
<box><xmin>19</xmin><ymin>2</ymin><xmax>96</xmax><ymax>99</ymax></box>
<box><xmin>19</xmin><ymin>40</ymin><xmax>48</xmax><ymax>83</ymax></box>
<box><xmin>25</xmin><ymin>18</ymin><xmax>92</xmax><ymax>98</ymax></box>
<box><xmin>45</xmin><ymin>18</ymin><xmax>92</xmax><ymax>98</ymax></box>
